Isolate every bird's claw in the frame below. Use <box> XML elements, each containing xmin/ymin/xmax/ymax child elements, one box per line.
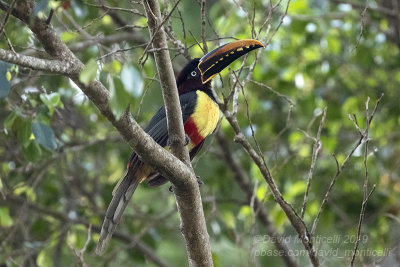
<box><xmin>168</xmin><ymin>176</ymin><xmax>204</xmax><ymax>193</ymax></box>
<box><xmin>185</xmin><ymin>134</ymin><xmax>191</xmax><ymax>146</ymax></box>
<box><xmin>196</xmin><ymin>176</ymin><xmax>204</xmax><ymax>187</ymax></box>
<box><xmin>167</xmin><ymin>135</ymin><xmax>191</xmax><ymax>147</ymax></box>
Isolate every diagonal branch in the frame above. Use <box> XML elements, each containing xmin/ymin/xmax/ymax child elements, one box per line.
<box><xmin>0</xmin><ymin>0</ymin><xmax>194</xmax><ymax>188</ymax></box>
<box><xmin>0</xmin><ymin>3</ymin><xmax>213</xmax><ymax>266</ymax></box>
<box><xmin>311</xmin><ymin>94</ymin><xmax>383</xmax><ymax>234</ymax></box>
<box><xmin>216</xmin><ymin>131</ymin><xmax>298</xmax><ymax>267</ymax></box>
<box><xmin>222</xmin><ymin>111</ymin><xmax>319</xmax><ymax>266</ymax></box>
<box><xmin>300</xmin><ymin>107</ymin><xmax>327</xmax><ymax>218</ymax></box>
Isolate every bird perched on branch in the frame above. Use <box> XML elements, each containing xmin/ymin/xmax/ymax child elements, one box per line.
<box><xmin>96</xmin><ymin>39</ymin><xmax>264</xmax><ymax>254</ymax></box>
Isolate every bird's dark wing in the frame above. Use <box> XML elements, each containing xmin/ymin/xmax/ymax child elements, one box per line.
<box><xmin>125</xmin><ymin>91</ymin><xmax>198</xmax><ymax>165</ymax></box>
<box><xmin>147</xmin><ymin>139</ymin><xmax>205</xmax><ymax>187</ymax></box>
<box><xmin>96</xmin><ymin>91</ymin><xmax>199</xmax><ymax>254</ymax></box>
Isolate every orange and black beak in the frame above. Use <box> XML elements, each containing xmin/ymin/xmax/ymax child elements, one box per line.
<box><xmin>198</xmin><ymin>39</ymin><xmax>265</xmax><ymax>84</ymax></box>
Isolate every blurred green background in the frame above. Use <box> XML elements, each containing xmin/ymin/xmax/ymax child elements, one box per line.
<box><xmin>1</xmin><ymin>0</ymin><xmax>399</xmax><ymax>266</ymax></box>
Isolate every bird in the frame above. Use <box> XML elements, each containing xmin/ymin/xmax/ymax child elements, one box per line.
<box><xmin>96</xmin><ymin>39</ymin><xmax>264</xmax><ymax>254</ymax></box>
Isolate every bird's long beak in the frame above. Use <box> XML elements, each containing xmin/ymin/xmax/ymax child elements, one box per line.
<box><xmin>198</xmin><ymin>39</ymin><xmax>264</xmax><ymax>84</ymax></box>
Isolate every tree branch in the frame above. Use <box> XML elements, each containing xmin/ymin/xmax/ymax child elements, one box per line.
<box><xmin>0</xmin><ymin>2</ymin><xmax>214</xmax><ymax>265</ymax></box>
<box><xmin>0</xmin><ymin>0</ymin><xmax>195</xmax><ymax>187</ymax></box>
<box><xmin>222</xmin><ymin>111</ymin><xmax>319</xmax><ymax>266</ymax></box>
<box><xmin>0</xmin><ymin>48</ymin><xmax>80</xmax><ymax>74</ymax></box>
<box><xmin>311</xmin><ymin>94</ymin><xmax>383</xmax><ymax>234</ymax></box>
<box><xmin>216</xmin><ymin>131</ymin><xmax>298</xmax><ymax>267</ymax></box>
<box><xmin>300</xmin><ymin>107</ymin><xmax>327</xmax><ymax>218</ymax></box>
<box><xmin>142</xmin><ymin>0</ymin><xmax>213</xmax><ymax>265</ymax></box>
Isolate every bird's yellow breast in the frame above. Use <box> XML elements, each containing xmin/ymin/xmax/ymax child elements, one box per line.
<box><xmin>191</xmin><ymin>90</ymin><xmax>220</xmax><ymax>139</ymax></box>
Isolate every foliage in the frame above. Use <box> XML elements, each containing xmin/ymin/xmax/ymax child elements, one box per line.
<box><xmin>0</xmin><ymin>0</ymin><xmax>399</xmax><ymax>266</ymax></box>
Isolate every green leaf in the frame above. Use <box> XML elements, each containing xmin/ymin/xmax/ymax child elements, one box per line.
<box><xmin>103</xmin><ymin>60</ymin><xmax>121</xmax><ymax>74</ymax></box>
<box><xmin>109</xmin><ymin>75</ymin><xmax>132</xmax><ymax>119</ymax></box>
<box><xmin>3</xmin><ymin>111</ymin><xmax>17</xmax><ymax>131</ymax></box>
<box><xmin>23</xmin><ymin>140</ymin><xmax>42</xmax><ymax>162</ymax></box>
<box><xmin>60</xmin><ymin>31</ymin><xmax>79</xmax><ymax>42</ymax></box>
<box><xmin>222</xmin><ymin>211</ymin><xmax>236</xmax><ymax>229</ymax></box>
<box><xmin>121</xmin><ymin>64</ymin><xmax>143</xmax><ymax>97</ymax></box>
<box><xmin>0</xmin><ymin>60</ymin><xmax>11</xmax><ymax>98</ymax></box>
<box><xmin>32</xmin><ymin>122</ymin><xmax>57</xmax><ymax>150</ymax></box>
<box><xmin>37</xmin><ymin>247</ymin><xmax>52</xmax><ymax>267</ymax></box>
<box><xmin>284</xmin><ymin>181</ymin><xmax>307</xmax><ymax>201</ymax></box>
<box><xmin>40</xmin><ymin>92</ymin><xmax>63</xmax><ymax>115</ymax></box>
<box><xmin>79</xmin><ymin>59</ymin><xmax>98</xmax><ymax>86</ymax></box>
<box><xmin>14</xmin><ymin>182</ymin><xmax>36</xmax><ymax>201</ymax></box>
<box><xmin>327</xmin><ymin>35</ymin><xmax>341</xmax><ymax>54</ymax></box>
<box><xmin>16</xmin><ymin>119</ymin><xmax>32</xmax><ymax>147</ymax></box>
<box><xmin>0</xmin><ymin>207</ymin><xmax>13</xmax><ymax>227</ymax></box>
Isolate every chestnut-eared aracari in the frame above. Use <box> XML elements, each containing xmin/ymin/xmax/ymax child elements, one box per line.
<box><xmin>96</xmin><ymin>39</ymin><xmax>264</xmax><ymax>254</ymax></box>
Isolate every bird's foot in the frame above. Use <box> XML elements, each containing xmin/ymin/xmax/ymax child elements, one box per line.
<box><xmin>168</xmin><ymin>176</ymin><xmax>204</xmax><ymax>193</ymax></box>
<box><xmin>184</xmin><ymin>134</ymin><xmax>191</xmax><ymax>146</ymax></box>
<box><xmin>167</xmin><ymin>135</ymin><xmax>191</xmax><ymax>147</ymax></box>
<box><xmin>196</xmin><ymin>176</ymin><xmax>204</xmax><ymax>187</ymax></box>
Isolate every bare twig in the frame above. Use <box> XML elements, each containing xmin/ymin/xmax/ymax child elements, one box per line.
<box><xmin>0</xmin><ymin>0</ymin><xmax>16</xmax><ymax>38</ymax></box>
<box><xmin>300</xmin><ymin>107</ymin><xmax>327</xmax><ymax>218</ymax></box>
<box><xmin>229</xmin><ymin>125</ymin><xmax>319</xmax><ymax>266</ymax></box>
<box><xmin>216</xmin><ymin>131</ymin><xmax>298</xmax><ymax>267</ymax></box>
<box><xmin>350</xmin><ymin>96</ymin><xmax>379</xmax><ymax>266</ymax></box>
<box><xmin>138</xmin><ymin>0</ymin><xmax>182</xmax><ymax>66</ymax></box>
<box><xmin>249</xmin><ymin>80</ymin><xmax>294</xmax><ymax>106</ymax></box>
<box><xmin>311</xmin><ymin>94</ymin><xmax>383</xmax><ymax>234</ymax></box>
<box><xmin>350</xmin><ymin>185</ymin><xmax>375</xmax><ymax>266</ymax></box>
<box><xmin>330</xmin><ymin>0</ymin><xmax>398</xmax><ymax>18</ymax></box>
<box><xmin>351</xmin><ymin>0</ymin><xmax>369</xmax><ymax>52</ymax></box>
<box><xmin>142</xmin><ymin>0</ymin><xmax>213</xmax><ymax>266</ymax></box>
<box><xmin>83</xmin><ymin>2</ymin><xmax>145</xmax><ymax>16</ymax></box>
<box><xmin>201</xmin><ymin>0</ymin><xmax>208</xmax><ymax>53</ymax></box>
<box><xmin>97</xmin><ymin>43</ymin><xmax>147</xmax><ymax>61</ymax></box>
<box><xmin>67</xmin><ymin>224</ymin><xmax>92</xmax><ymax>267</ymax></box>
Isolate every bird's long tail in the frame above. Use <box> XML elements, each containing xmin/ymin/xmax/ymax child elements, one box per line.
<box><xmin>96</xmin><ymin>162</ymin><xmax>148</xmax><ymax>255</ymax></box>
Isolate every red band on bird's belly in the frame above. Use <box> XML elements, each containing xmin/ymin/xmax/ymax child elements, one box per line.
<box><xmin>184</xmin><ymin>117</ymin><xmax>204</xmax><ymax>146</ymax></box>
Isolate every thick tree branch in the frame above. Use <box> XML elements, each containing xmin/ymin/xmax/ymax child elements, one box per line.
<box><xmin>141</xmin><ymin>0</ymin><xmax>189</xmax><ymax>163</ymax></box>
<box><xmin>1</xmin><ymin>1</ymin><xmax>213</xmax><ymax>266</ymax></box>
<box><xmin>142</xmin><ymin>0</ymin><xmax>213</xmax><ymax>266</ymax></box>
<box><xmin>0</xmin><ymin>48</ymin><xmax>80</xmax><ymax>74</ymax></box>
<box><xmin>0</xmin><ymin>0</ymin><xmax>195</xmax><ymax>186</ymax></box>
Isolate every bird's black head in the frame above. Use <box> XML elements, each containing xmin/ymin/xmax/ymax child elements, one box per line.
<box><xmin>176</xmin><ymin>58</ymin><xmax>209</xmax><ymax>95</ymax></box>
<box><xmin>176</xmin><ymin>39</ymin><xmax>264</xmax><ymax>95</ymax></box>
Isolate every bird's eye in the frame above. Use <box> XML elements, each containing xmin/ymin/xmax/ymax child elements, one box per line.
<box><xmin>190</xmin><ymin>71</ymin><xmax>197</xmax><ymax>77</ymax></box>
